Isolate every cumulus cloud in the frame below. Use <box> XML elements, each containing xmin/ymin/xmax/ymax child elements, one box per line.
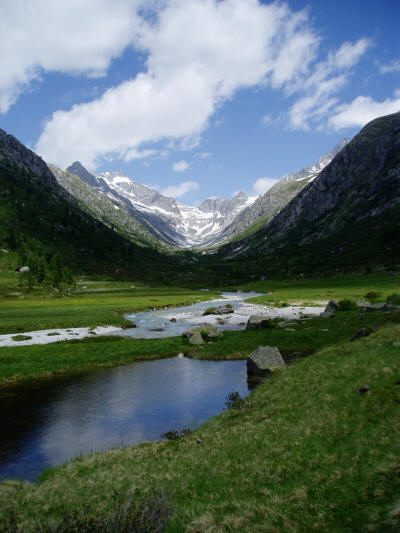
<box><xmin>328</xmin><ymin>92</ymin><xmax>400</xmax><ymax>130</ymax></box>
<box><xmin>33</xmin><ymin>0</ymin><xmax>322</xmax><ymax>167</ymax></box>
<box><xmin>0</xmin><ymin>0</ymin><xmax>140</xmax><ymax>113</ymax></box>
<box><xmin>161</xmin><ymin>181</ymin><xmax>200</xmax><ymax>198</ymax></box>
<box><xmin>172</xmin><ymin>160</ymin><xmax>189</xmax><ymax>172</ymax></box>
<box><xmin>253</xmin><ymin>177</ymin><xmax>278</xmax><ymax>195</ymax></box>
<box><xmin>287</xmin><ymin>38</ymin><xmax>370</xmax><ymax>130</ymax></box>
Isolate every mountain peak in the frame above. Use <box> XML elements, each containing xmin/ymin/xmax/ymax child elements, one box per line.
<box><xmin>66</xmin><ymin>161</ymin><xmax>98</xmax><ymax>187</ymax></box>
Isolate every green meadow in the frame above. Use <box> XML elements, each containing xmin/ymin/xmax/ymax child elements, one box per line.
<box><xmin>1</xmin><ymin>323</ymin><xmax>399</xmax><ymax>532</ymax></box>
<box><xmin>0</xmin><ymin>271</ymin><xmax>399</xmax><ymax>531</ymax></box>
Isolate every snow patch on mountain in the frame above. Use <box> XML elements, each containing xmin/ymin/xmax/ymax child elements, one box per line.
<box><xmin>94</xmin><ymin>171</ymin><xmax>256</xmax><ymax>246</ymax></box>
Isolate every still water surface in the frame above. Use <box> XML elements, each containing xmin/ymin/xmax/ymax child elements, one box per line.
<box><xmin>0</xmin><ymin>356</ymin><xmax>251</xmax><ymax>482</ymax></box>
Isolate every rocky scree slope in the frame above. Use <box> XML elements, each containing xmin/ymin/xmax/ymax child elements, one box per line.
<box><xmin>214</xmin><ymin>139</ymin><xmax>350</xmax><ymax>246</ymax></box>
<box><xmin>216</xmin><ymin>112</ymin><xmax>400</xmax><ymax>271</ymax></box>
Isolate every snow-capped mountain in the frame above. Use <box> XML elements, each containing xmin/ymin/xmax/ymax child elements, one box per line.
<box><xmin>96</xmin><ymin>171</ymin><xmax>256</xmax><ymax>246</ymax></box>
<box><xmin>66</xmin><ymin>164</ymin><xmax>256</xmax><ymax>247</ymax></box>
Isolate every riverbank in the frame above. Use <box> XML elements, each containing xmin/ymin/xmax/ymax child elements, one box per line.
<box><xmin>0</xmin><ymin>306</ymin><xmax>396</xmax><ymax>387</ymax></box>
<box><xmin>1</xmin><ymin>323</ymin><xmax>399</xmax><ymax>532</ymax></box>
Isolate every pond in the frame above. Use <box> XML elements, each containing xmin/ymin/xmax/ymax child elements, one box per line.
<box><xmin>0</xmin><ymin>356</ymin><xmax>252</xmax><ymax>482</ymax></box>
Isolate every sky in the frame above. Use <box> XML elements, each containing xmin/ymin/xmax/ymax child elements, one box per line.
<box><xmin>1</xmin><ymin>0</ymin><xmax>399</xmax><ymax>205</ymax></box>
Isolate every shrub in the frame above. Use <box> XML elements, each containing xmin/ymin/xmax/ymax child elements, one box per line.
<box><xmin>203</xmin><ymin>306</ymin><xmax>216</xmax><ymax>315</ymax></box>
<box><xmin>225</xmin><ymin>392</ymin><xmax>248</xmax><ymax>410</ymax></box>
<box><xmin>364</xmin><ymin>291</ymin><xmax>382</xmax><ymax>301</ymax></box>
<box><xmin>161</xmin><ymin>429</ymin><xmax>192</xmax><ymax>440</ymax></box>
<box><xmin>338</xmin><ymin>299</ymin><xmax>358</xmax><ymax>311</ymax></box>
<box><xmin>386</xmin><ymin>293</ymin><xmax>400</xmax><ymax>305</ymax></box>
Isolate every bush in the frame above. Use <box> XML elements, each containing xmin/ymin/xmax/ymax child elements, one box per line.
<box><xmin>161</xmin><ymin>429</ymin><xmax>192</xmax><ymax>440</ymax></box>
<box><xmin>338</xmin><ymin>299</ymin><xmax>358</xmax><ymax>311</ymax></box>
<box><xmin>364</xmin><ymin>291</ymin><xmax>382</xmax><ymax>301</ymax></box>
<box><xmin>0</xmin><ymin>490</ymin><xmax>174</xmax><ymax>533</ymax></box>
<box><xmin>225</xmin><ymin>392</ymin><xmax>248</xmax><ymax>410</ymax></box>
<box><xmin>203</xmin><ymin>306</ymin><xmax>216</xmax><ymax>315</ymax></box>
<box><xmin>386</xmin><ymin>293</ymin><xmax>400</xmax><ymax>305</ymax></box>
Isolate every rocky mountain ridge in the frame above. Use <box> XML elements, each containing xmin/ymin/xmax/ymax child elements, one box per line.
<box><xmin>216</xmin><ymin>112</ymin><xmax>400</xmax><ymax>274</ymax></box>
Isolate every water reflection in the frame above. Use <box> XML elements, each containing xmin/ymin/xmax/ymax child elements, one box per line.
<box><xmin>0</xmin><ymin>357</ymin><xmax>250</xmax><ymax>482</ymax></box>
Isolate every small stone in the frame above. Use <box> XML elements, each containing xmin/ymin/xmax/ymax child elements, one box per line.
<box><xmin>278</xmin><ymin>321</ymin><xmax>297</xmax><ymax>328</ymax></box>
<box><xmin>350</xmin><ymin>327</ymin><xmax>373</xmax><ymax>342</ymax></box>
<box><xmin>170</xmin><ymin>318</ymin><xmax>177</xmax><ymax>322</ymax></box>
<box><xmin>358</xmin><ymin>386</ymin><xmax>371</xmax><ymax>395</ymax></box>
<box><xmin>393</xmin><ymin>341</ymin><xmax>400</xmax><ymax>347</ymax></box>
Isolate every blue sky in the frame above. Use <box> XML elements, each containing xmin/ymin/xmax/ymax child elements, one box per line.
<box><xmin>1</xmin><ymin>0</ymin><xmax>399</xmax><ymax>205</ymax></box>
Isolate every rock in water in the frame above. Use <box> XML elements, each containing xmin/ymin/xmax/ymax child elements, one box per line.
<box><xmin>246</xmin><ymin>346</ymin><xmax>286</xmax><ymax>376</ymax></box>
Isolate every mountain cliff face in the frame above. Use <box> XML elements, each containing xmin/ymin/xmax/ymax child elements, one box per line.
<box><xmin>213</xmin><ymin>139</ymin><xmax>350</xmax><ymax>245</ymax></box>
<box><xmin>65</xmin><ymin>165</ymin><xmax>256</xmax><ymax>247</ymax></box>
<box><xmin>50</xmin><ymin>166</ymin><xmax>167</xmax><ymax>249</ymax></box>
<box><xmin>216</xmin><ymin>112</ymin><xmax>400</xmax><ymax>274</ymax></box>
<box><xmin>0</xmin><ymin>128</ymin><xmax>170</xmax><ymax>277</ymax></box>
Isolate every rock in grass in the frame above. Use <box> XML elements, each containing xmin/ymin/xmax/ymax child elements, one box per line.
<box><xmin>246</xmin><ymin>346</ymin><xmax>286</xmax><ymax>376</ymax></box>
<box><xmin>183</xmin><ymin>323</ymin><xmax>223</xmax><ymax>344</ymax></box>
<box><xmin>350</xmin><ymin>327</ymin><xmax>373</xmax><ymax>341</ymax></box>
<box><xmin>188</xmin><ymin>332</ymin><xmax>205</xmax><ymax>345</ymax></box>
<box><xmin>320</xmin><ymin>299</ymin><xmax>340</xmax><ymax>318</ymax></box>
<box><xmin>365</xmin><ymin>302</ymin><xmax>399</xmax><ymax>312</ymax></box>
<box><xmin>278</xmin><ymin>321</ymin><xmax>298</xmax><ymax>328</ymax></box>
<box><xmin>246</xmin><ymin>316</ymin><xmax>275</xmax><ymax>330</ymax></box>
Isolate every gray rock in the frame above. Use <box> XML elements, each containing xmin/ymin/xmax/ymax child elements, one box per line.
<box><xmin>203</xmin><ymin>304</ymin><xmax>234</xmax><ymax>316</ymax></box>
<box><xmin>188</xmin><ymin>332</ymin><xmax>205</xmax><ymax>345</ymax></box>
<box><xmin>183</xmin><ymin>323</ymin><xmax>223</xmax><ymax>342</ymax></box>
<box><xmin>350</xmin><ymin>327</ymin><xmax>373</xmax><ymax>341</ymax></box>
<box><xmin>393</xmin><ymin>341</ymin><xmax>400</xmax><ymax>347</ymax></box>
<box><xmin>247</xmin><ymin>346</ymin><xmax>286</xmax><ymax>376</ymax></box>
<box><xmin>246</xmin><ymin>316</ymin><xmax>274</xmax><ymax>330</ymax></box>
<box><xmin>320</xmin><ymin>311</ymin><xmax>336</xmax><ymax>318</ymax></box>
<box><xmin>325</xmin><ymin>299</ymin><xmax>340</xmax><ymax>312</ymax></box>
<box><xmin>19</xmin><ymin>266</ymin><xmax>30</xmax><ymax>272</ymax></box>
<box><xmin>365</xmin><ymin>303</ymin><xmax>398</xmax><ymax>312</ymax></box>
<box><xmin>277</xmin><ymin>321</ymin><xmax>297</xmax><ymax>328</ymax></box>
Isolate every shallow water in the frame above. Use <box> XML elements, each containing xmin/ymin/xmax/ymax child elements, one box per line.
<box><xmin>119</xmin><ymin>291</ymin><xmax>263</xmax><ymax>338</ymax></box>
<box><xmin>0</xmin><ymin>356</ymin><xmax>251</xmax><ymax>482</ymax></box>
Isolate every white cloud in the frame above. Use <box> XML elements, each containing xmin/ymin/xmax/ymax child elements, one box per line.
<box><xmin>253</xmin><ymin>177</ymin><xmax>278</xmax><ymax>195</ymax></box>
<box><xmin>0</xmin><ymin>0</ymin><xmax>141</xmax><ymax>113</ymax></box>
<box><xmin>287</xmin><ymin>38</ymin><xmax>370</xmax><ymax>130</ymax></box>
<box><xmin>161</xmin><ymin>180</ymin><xmax>200</xmax><ymax>198</ymax></box>
<box><xmin>328</xmin><ymin>93</ymin><xmax>400</xmax><ymax>130</ymax></box>
<box><xmin>34</xmin><ymin>0</ymin><xmax>321</xmax><ymax>167</ymax></box>
<box><xmin>379</xmin><ymin>59</ymin><xmax>400</xmax><ymax>74</ymax></box>
<box><xmin>172</xmin><ymin>160</ymin><xmax>189</xmax><ymax>172</ymax></box>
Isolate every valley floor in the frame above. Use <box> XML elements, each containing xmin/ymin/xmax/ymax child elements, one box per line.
<box><xmin>0</xmin><ymin>273</ymin><xmax>399</xmax><ymax>531</ymax></box>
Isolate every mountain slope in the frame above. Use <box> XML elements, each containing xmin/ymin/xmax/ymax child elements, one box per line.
<box><xmin>213</xmin><ymin>139</ymin><xmax>350</xmax><ymax>246</ymax></box>
<box><xmin>50</xmin><ymin>165</ymin><xmax>167</xmax><ymax>249</ymax></box>
<box><xmin>212</xmin><ymin>112</ymin><xmax>400</xmax><ymax>277</ymax></box>
<box><xmin>0</xmin><ymin>129</ymin><xmax>172</xmax><ymax>277</ymax></box>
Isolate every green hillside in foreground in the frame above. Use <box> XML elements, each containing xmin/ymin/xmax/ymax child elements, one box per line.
<box><xmin>1</xmin><ymin>322</ymin><xmax>399</xmax><ymax>532</ymax></box>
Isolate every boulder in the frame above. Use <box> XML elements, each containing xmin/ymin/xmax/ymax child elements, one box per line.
<box><xmin>350</xmin><ymin>327</ymin><xmax>373</xmax><ymax>341</ymax></box>
<box><xmin>247</xmin><ymin>346</ymin><xmax>286</xmax><ymax>376</ymax></box>
<box><xmin>170</xmin><ymin>318</ymin><xmax>177</xmax><ymax>322</ymax></box>
<box><xmin>183</xmin><ymin>323</ymin><xmax>223</xmax><ymax>342</ymax></box>
<box><xmin>365</xmin><ymin>303</ymin><xmax>398</xmax><ymax>312</ymax></box>
<box><xmin>203</xmin><ymin>304</ymin><xmax>234</xmax><ymax>316</ymax></box>
<box><xmin>188</xmin><ymin>332</ymin><xmax>205</xmax><ymax>345</ymax></box>
<box><xmin>277</xmin><ymin>321</ymin><xmax>298</xmax><ymax>328</ymax></box>
<box><xmin>320</xmin><ymin>311</ymin><xmax>336</xmax><ymax>318</ymax></box>
<box><xmin>246</xmin><ymin>316</ymin><xmax>274</xmax><ymax>330</ymax></box>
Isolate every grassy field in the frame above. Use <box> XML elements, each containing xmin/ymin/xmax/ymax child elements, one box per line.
<box><xmin>242</xmin><ymin>273</ymin><xmax>400</xmax><ymax>306</ymax></box>
<box><xmin>0</xmin><ymin>307</ymin><xmax>396</xmax><ymax>386</ymax></box>
<box><xmin>0</xmin><ymin>282</ymin><xmax>219</xmax><ymax>335</ymax></box>
<box><xmin>1</xmin><ymin>323</ymin><xmax>399</xmax><ymax>532</ymax></box>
